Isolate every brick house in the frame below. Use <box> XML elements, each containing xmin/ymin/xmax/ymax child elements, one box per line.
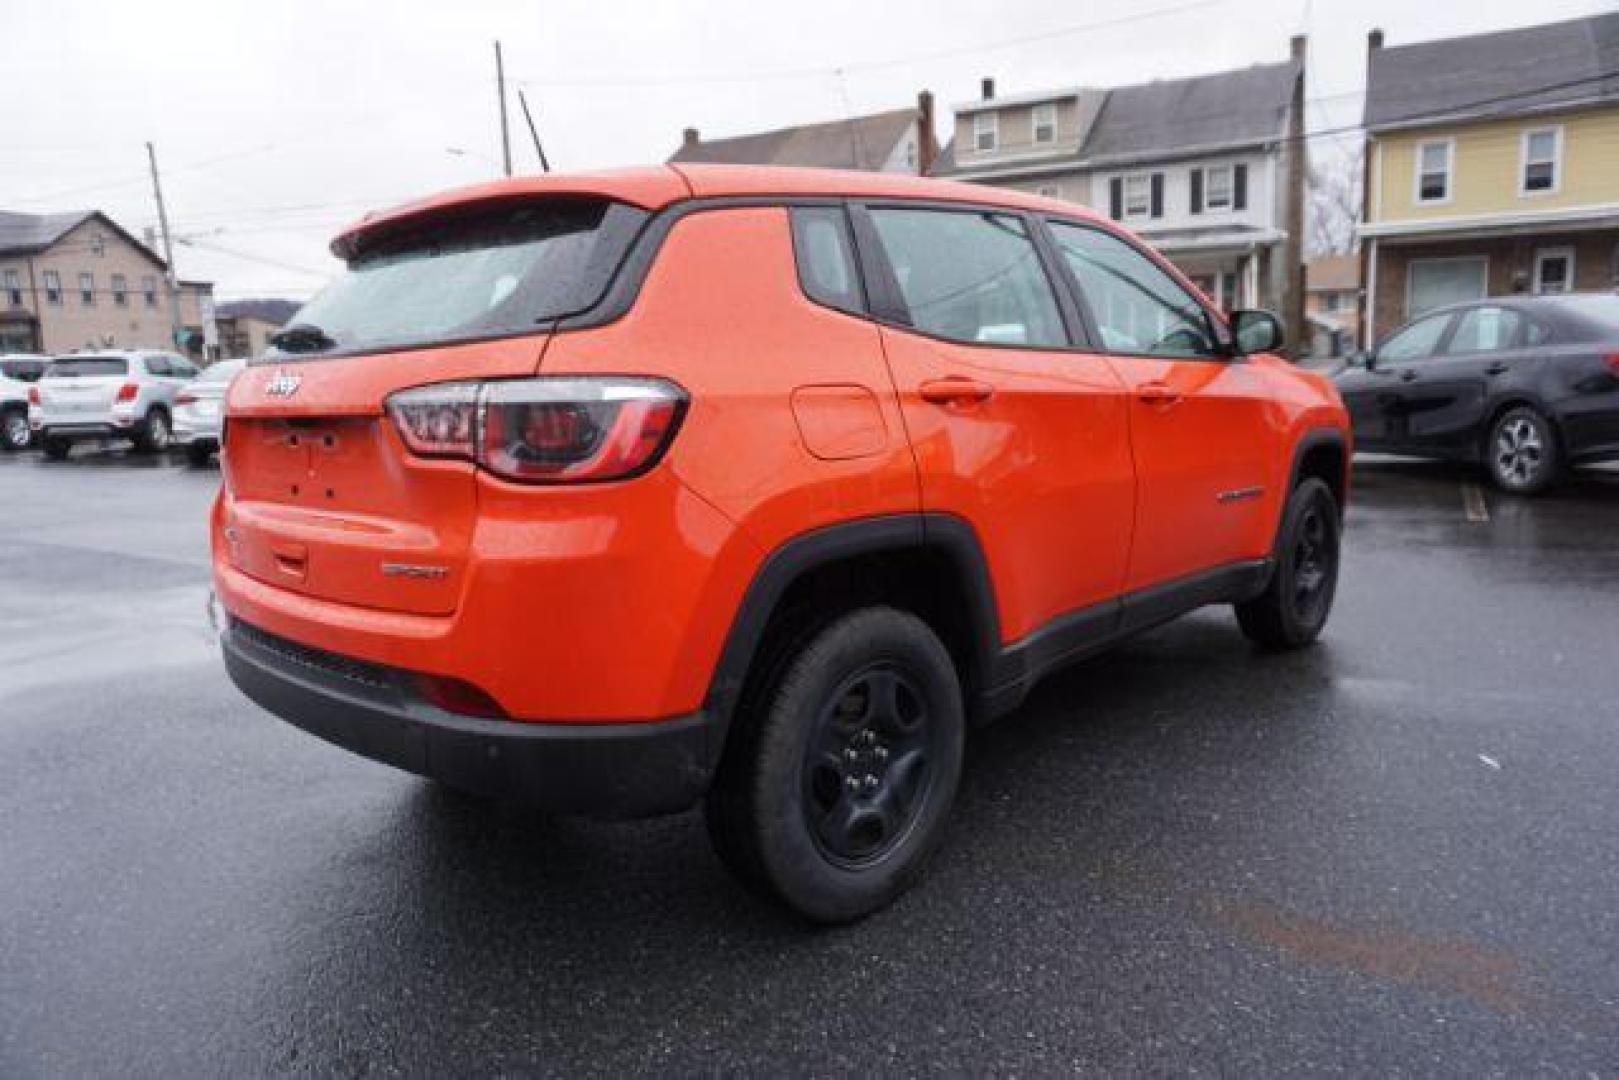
<box><xmin>1357</xmin><ymin>14</ymin><xmax>1619</xmax><ymax>343</ymax></box>
<box><xmin>0</xmin><ymin>209</ymin><xmax>214</xmax><ymax>356</ymax></box>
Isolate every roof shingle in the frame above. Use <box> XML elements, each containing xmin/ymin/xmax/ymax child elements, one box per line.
<box><xmin>669</xmin><ymin>108</ymin><xmax>919</xmax><ymax>171</ymax></box>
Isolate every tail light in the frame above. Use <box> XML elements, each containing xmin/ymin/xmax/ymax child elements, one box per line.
<box><xmin>27</xmin><ymin>387</ymin><xmax>40</xmax><ymax>406</ymax></box>
<box><xmin>175</xmin><ymin>392</ymin><xmax>197</xmax><ymax>405</ymax></box>
<box><xmin>386</xmin><ymin>377</ymin><xmax>686</xmax><ymax>484</ymax></box>
<box><xmin>115</xmin><ymin>383</ymin><xmax>139</xmax><ymax>403</ymax></box>
<box><xmin>1604</xmin><ymin>352</ymin><xmax>1619</xmax><ymax>377</ymax></box>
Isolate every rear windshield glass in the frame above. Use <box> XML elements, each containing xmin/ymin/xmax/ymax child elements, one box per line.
<box><xmin>1553</xmin><ymin>294</ymin><xmax>1619</xmax><ymax>333</ymax></box>
<box><xmin>263</xmin><ymin>198</ymin><xmax>646</xmax><ymax>360</ymax></box>
<box><xmin>46</xmin><ymin>357</ymin><xmax>127</xmax><ymax>377</ymax></box>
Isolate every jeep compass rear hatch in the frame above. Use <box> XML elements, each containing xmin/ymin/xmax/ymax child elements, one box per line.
<box><xmin>222</xmin><ymin>196</ymin><xmax>649</xmax><ymax>616</ymax></box>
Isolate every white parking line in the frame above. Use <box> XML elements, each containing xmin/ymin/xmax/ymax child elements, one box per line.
<box><xmin>1462</xmin><ymin>483</ymin><xmax>1490</xmax><ymax>523</ymax></box>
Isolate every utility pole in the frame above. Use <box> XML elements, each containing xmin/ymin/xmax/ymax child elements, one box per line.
<box><xmin>494</xmin><ymin>41</ymin><xmax>513</xmax><ymax>177</ymax></box>
<box><xmin>145</xmin><ymin>141</ymin><xmax>183</xmax><ymax>346</ymax></box>
<box><xmin>517</xmin><ymin>90</ymin><xmax>550</xmax><ymax>172</ymax></box>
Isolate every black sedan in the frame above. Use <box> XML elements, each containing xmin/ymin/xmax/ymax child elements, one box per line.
<box><xmin>1335</xmin><ymin>293</ymin><xmax>1619</xmax><ymax>494</ymax></box>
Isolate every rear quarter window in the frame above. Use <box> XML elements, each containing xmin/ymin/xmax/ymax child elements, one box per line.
<box><xmin>790</xmin><ymin>206</ymin><xmax>865</xmax><ymax>316</ymax></box>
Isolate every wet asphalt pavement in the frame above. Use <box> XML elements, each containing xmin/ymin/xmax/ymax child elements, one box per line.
<box><xmin>3</xmin><ymin>445</ymin><xmax>1618</xmax><ymax>1076</ymax></box>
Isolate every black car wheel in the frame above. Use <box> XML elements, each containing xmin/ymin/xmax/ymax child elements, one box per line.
<box><xmin>706</xmin><ymin>607</ymin><xmax>964</xmax><ymax>924</ymax></box>
<box><xmin>42</xmin><ymin>435</ymin><xmax>71</xmax><ymax>461</ymax></box>
<box><xmin>1</xmin><ymin>407</ymin><xmax>29</xmax><ymax>452</ymax></box>
<box><xmin>1487</xmin><ymin>405</ymin><xmax>1559</xmax><ymax>495</ymax></box>
<box><xmin>185</xmin><ymin>442</ymin><xmax>214</xmax><ymax>467</ymax></box>
<box><xmin>133</xmin><ymin>408</ymin><xmax>172</xmax><ymax>453</ymax></box>
<box><xmin>1236</xmin><ymin>478</ymin><xmax>1341</xmax><ymax>650</ymax></box>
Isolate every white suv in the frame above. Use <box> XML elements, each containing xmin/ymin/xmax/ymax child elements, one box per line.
<box><xmin>31</xmin><ymin>350</ymin><xmax>200</xmax><ymax>459</ymax></box>
<box><xmin>1</xmin><ymin>354</ymin><xmax>49</xmax><ymax>452</ymax></box>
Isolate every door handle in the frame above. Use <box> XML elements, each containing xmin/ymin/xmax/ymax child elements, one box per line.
<box><xmin>1136</xmin><ymin>381</ymin><xmax>1183</xmax><ymax>405</ymax></box>
<box><xmin>918</xmin><ymin>377</ymin><xmax>995</xmax><ymax>406</ymax></box>
<box><xmin>1486</xmin><ymin>361</ymin><xmax>1509</xmax><ymax>376</ymax></box>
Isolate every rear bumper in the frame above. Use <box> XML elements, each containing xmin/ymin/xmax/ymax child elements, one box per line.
<box><xmin>222</xmin><ymin>617</ymin><xmax>717</xmax><ymax>818</ymax></box>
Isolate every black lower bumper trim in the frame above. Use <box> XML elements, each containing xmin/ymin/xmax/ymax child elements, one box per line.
<box><xmin>223</xmin><ymin>620</ymin><xmax>715</xmax><ymax>818</ymax></box>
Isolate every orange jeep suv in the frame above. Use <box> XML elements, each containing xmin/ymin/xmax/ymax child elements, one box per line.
<box><xmin>215</xmin><ymin>165</ymin><xmax>1350</xmax><ymax>922</ymax></box>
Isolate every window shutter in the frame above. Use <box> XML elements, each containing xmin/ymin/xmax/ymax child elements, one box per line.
<box><xmin>1190</xmin><ymin>169</ymin><xmax>1204</xmax><ymax>214</ymax></box>
<box><xmin>1150</xmin><ymin>173</ymin><xmax>1164</xmax><ymax>218</ymax></box>
<box><xmin>1109</xmin><ymin>177</ymin><xmax>1123</xmax><ymax>220</ymax></box>
<box><xmin>1233</xmin><ymin>164</ymin><xmax>1248</xmax><ymax>210</ymax></box>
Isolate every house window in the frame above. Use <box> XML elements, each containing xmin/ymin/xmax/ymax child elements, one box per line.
<box><xmin>142</xmin><ymin>275</ymin><xmax>158</xmax><ymax>307</ymax></box>
<box><xmin>973</xmin><ymin>113</ymin><xmax>997</xmax><ymax>153</ymax></box>
<box><xmin>1322</xmin><ymin>291</ymin><xmax>1342</xmax><ymax>313</ymax></box>
<box><xmin>112</xmin><ymin>274</ymin><xmax>128</xmax><ymax>307</ymax></box>
<box><xmin>90</xmin><ymin>232</ymin><xmax>106</xmax><ymax>256</ymax></box>
<box><xmin>1407</xmin><ymin>256</ymin><xmax>1486</xmax><ymax>317</ymax></box>
<box><xmin>1204</xmin><ymin>165</ymin><xmax>1234</xmax><ymax>210</ymax></box>
<box><xmin>3</xmin><ymin>270</ymin><xmax>20</xmax><ymax>307</ymax></box>
<box><xmin>43</xmin><ymin>271</ymin><xmax>61</xmax><ymax>305</ymax></box>
<box><xmin>1037</xmin><ymin>183</ymin><xmax>1062</xmax><ymax>200</ymax></box>
<box><xmin>1032</xmin><ymin>104</ymin><xmax>1057</xmax><ymax>145</ymax></box>
<box><xmin>1415</xmin><ymin>140</ymin><xmax>1453</xmax><ymax>204</ymax></box>
<box><xmin>1123</xmin><ymin>174</ymin><xmax>1151</xmax><ymax>218</ymax></box>
<box><xmin>1521</xmin><ymin>127</ymin><xmax>1561</xmax><ymax>194</ymax></box>
<box><xmin>1533</xmin><ymin>247</ymin><xmax>1574</xmax><ymax>294</ymax></box>
<box><xmin>79</xmin><ymin>272</ymin><xmax>95</xmax><ymax>305</ymax></box>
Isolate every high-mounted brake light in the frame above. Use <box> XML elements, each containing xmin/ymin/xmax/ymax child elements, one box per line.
<box><xmin>115</xmin><ymin>383</ymin><xmax>139</xmax><ymax>403</ymax></box>
<box><xmin>385</xmin><ymin>377</ymin><xmax>687</xmax><ymax>484</ymax></box>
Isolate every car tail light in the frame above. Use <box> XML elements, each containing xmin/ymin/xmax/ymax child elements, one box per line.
<box><xmin>175</xmin><ymin>392</ymin><xmax>197</xmax><ymax>405</ymax></box>
<box><xmin>115</xmin><ymin>383</ymin><xmax>139</xmax><ymax>403</ymax></box>
<box><xmin>1604</xmin><ymin>352</ymin><xmax>1619</xmax><ymax>377</ymax></box>
<box><xmin>27</xmin><ymin>387</ymin><xmax>40</xmax><ymax>406</ymax></box>
<box><xmin>385</xmin><ymin>377</ymin><xmax>686</xmax><ymax>484</ymax></box>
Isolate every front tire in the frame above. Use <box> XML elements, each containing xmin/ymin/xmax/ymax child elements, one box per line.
<box><xmin>1486</xmin><ymin>405</ymin><xmax>1559</xmax><ymax>495</ymax></box>
<box><xmin>1236</xmin><ymin>477</ymin><xmax>1341</xmax><ymax>650</ymax></box>
<box><xmin>705</xmin><ymin>607</ymin><xmax>965</xmax><ymax>924</ymax></box>
<box><xmin>1</xmin><ymin>407</ymin><xmax>29</xmax><ymax>452</ymax></box>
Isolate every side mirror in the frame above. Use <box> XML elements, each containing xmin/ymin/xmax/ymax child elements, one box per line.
<box><xmin>1229</xmin><ymin>309</ymin><xmax>1284</xmax><ymax>356</ymax></box>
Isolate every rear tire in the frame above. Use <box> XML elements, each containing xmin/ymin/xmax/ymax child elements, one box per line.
<box><xmin>1486</xmin><ymin>405</ymin><xmax>1559</xmax><ymax>495</ymax></box>
<box><xmin>1236</xmin><ymin>477</ymin><xmax>1341</xmax><ymax>650</ymax></box>
<box><xmin>1</xmin><ymin>406</ymin><xmax>29</xmax><ymax>452</ymax></box>
<box><xmin>185</xmin><ymin>442</ymin><xmax>214</xmax><ymax>467</ymax></box>
<box><xmin>133</xmin><ymin>408</ymin><xmax>171</xmax><ymax>453</ymax></box>
<box><xmin>705</xmin><ymin>607</ymin><xmax>964</xmax><ymax>924</ymax></box>
<box><xmin>42</xmin><ymin>435</ymin><xmax>71</xmax><ymax>461</ymax></box>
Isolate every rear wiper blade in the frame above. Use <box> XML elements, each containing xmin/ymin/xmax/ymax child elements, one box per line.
<box><xmin>269</xmin><ymin>322</ymin><xmax>338</xmax><ymax>353</ymax></box>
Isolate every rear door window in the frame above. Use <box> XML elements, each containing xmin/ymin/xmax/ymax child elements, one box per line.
<box><xmin>1443</xmin><ymin>307</ymin><xmax>1523</xmax><ymax>354</ymax></box>
<box><xmin>267</xmin><ymin>198</ymin><xmax>648</xmax><ymax>360</ymax></box>
<box><xmin>45</xmin><ymin>357</ymin><xmax>128</xmax><ymax>378</ymax></box>
<box><xmin>865</xmin><ymin>207</ymin><xmax>1067</xmax><ymax>348</ymax></box>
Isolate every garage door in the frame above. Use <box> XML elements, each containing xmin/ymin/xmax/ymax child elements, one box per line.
<box><xmin>1408</xmin><ymin>257</ymin><xmax>1487</xmax><ymax>318</ymax></box>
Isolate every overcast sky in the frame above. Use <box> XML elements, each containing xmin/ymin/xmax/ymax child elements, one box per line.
<box><xmin>4</xmin><ymin>0</ymin><xmax>1609</xmax><ymax>302</ymax></box>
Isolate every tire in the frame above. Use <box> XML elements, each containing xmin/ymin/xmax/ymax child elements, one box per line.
<box><xmin>705</xmin><ymin>607</ymin><xmax>965</xmax><ymax>924</ymax></box>
<box><xmin>185</xmin><ymin>442</ymin><xmax>214</xmax><ymax>467</ymax></box>
<box><xmin>133</xmin><ymin>408</ymin><xmax>171</xmax><ymax>453</ymax></box>
<box><xmin>1236</xmin><ymin>477</ymin><xmax>1341</xmax><ymax>651</ymax></box>
<box><xmin>1486</xmin><ymin>405</ymin><xmax>1559</xmax><ymax>495</ymax></box>
<box><xmin>1</xmin><ymin>406</ymin><xmax>29</xmax><ymax>452</ymax></box>
<box><xmin>42</xmin><ymin>435</ymin><xmax>71</xmax><ymax>461</ymax></box>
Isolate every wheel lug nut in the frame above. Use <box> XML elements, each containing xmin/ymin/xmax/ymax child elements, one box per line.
<box><xmin>863</xmin><ymin>774</ymin><xmax>879</xmax><ymax>791</ymax></box>
<box><xmin>874</xmin><ymin>747</ymin><xmax>888</xmax><ymax>762</ymax></box>
<box><xmin>846</xmin><ymin>776</ymin><xmax>861</xmax><ymax>792</ymax></box>
<box><xmin>845</xmin><ymin>748</ymin><xmax>859</xmax><ymax>762</ymax></box>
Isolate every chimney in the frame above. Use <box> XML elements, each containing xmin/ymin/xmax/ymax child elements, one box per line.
<box><xmin>1290</xmin><ymin>33</ymin><xmax>1307</xmax><ymax>63</ymax></box>
<box><xmin>682</xmin><ymin>127</ymin><xmax>700</xmax><ymax>149</ymax></box>
<box><xmin>917</xmin><ymin>90</ymin><xmax>936</xmax><ymax>175</ymax></box>
<box><xmin>1368</xmin><ymin>28</ymin><xmax>1384</xmax><ymax>51</ymax></box>
<box><xmin>981</xmin><ymin>77</ymin><xmax>995</xmax><ymax>101</ymax></box>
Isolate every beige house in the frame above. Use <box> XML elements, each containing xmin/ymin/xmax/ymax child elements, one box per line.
<box><xmin>0</xmin><ymin>209</ymin><xmax>214</xmax><ymax>357</ymax></box>
<box><xmin>1358</xmin><ymin>14</ymin><xmax>1619</xmax><ymax>341</ymax></box>
<box><xmin>1305</xmin><ymin>254</ymin><xmax>1361</xmax><ymax>356</ymax></box>
<box><xmin>929</xmin><ymin>38</ymin><xmax>1308</xmax><ymax>345</ymax></box>
<box><xmin>215</xmin><ymin>299</ymin><xmax>296</xmax><ymax>359</ymax></box>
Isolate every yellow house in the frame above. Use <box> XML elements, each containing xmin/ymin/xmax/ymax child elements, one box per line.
<box><xmin>1357</xmin><ymin>14</ymin><xmax>1619</xmax><ymax>341</ymax></box>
